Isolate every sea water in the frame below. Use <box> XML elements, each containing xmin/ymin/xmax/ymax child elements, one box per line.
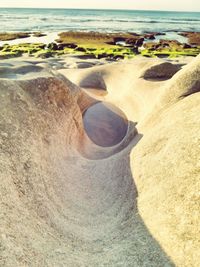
<box><xmin>0</xmin><ymin>8</ymin><xmax>199</xmax><ymax>33</ymax></box>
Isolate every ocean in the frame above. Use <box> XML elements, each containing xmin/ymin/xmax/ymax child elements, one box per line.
<box><xmin>0</xmin><ymin>8</ymin><xmax>200</xmax><ymax>34</ymax></box>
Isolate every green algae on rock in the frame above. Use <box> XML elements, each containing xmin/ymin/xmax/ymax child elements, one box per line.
<box><xmin>142</xmin><ymin>39</ymin><xmax>200</xmax><ymax>58</ymax></box>
<box><xmin>0</xmin><ymin>50</ymin><xmax>22</xmax><ymax>59</ymax></box>
<box><xmin>0</xmin><ymin>42</ymin><xmax>137</xmax><ymax>59</ymax></box>
<box><xmin>0</xmin><ymin>43</ymin><xmax>48</xmax><ymax>58</ymax></box>
<box><xmin>141</xmin><ymin>48</ymin><xmax>200</xmax><ymax>58</ymax></box>
<box><xmin>0</xmin><ymin>32</ymin><xmax>30</xmax><ymax>41</ymax></box>
<box><xmin>0</xmin><ymin>31</ymin><xmax>200</xmax><ymax>60</ymax></box>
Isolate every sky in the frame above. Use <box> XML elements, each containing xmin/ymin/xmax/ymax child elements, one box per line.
<box><xmin>0</xmin><ymin>0</ymin><xmax>199</xmax><ymax>12</ymax></box>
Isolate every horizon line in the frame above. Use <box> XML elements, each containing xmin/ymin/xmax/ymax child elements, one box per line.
<box><xmin>0</xmin><ymin>6</ymin><xmax>200</xmax><ymax>13</ymax></box>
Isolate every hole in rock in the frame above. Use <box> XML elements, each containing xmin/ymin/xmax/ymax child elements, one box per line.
<box><xmin>83</xmin><ymin>102</ymin><xmax>128</xmax><ymax>147</ymax></box>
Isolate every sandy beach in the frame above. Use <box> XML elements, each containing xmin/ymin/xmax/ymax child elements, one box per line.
<box><xmin>0</xmin><ymin>49</ymin><xmax>200</xmax><ymax>266</ymax></box>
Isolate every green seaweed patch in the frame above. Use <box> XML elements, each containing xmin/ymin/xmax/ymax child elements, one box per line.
<box><xmin>75</xmin><ymin>45</ymin><xmax>137</xmax><ymax>59</ymax></box>
<box><xmin>0</xmin><ymin>43</ymin><xmax>49</xmax><ymax>58</ymax></box>
<box><xmin>0</xmin><ymin>50</ymin><xmax>22</xmax><ymax>59</ymax></box>
<box><xmin>141</xmin><ymin>47</ymin><xmax>200</xmax><ymax>58</ymax></box>
<box><xmin>10</xmin><ymin>43</ymin><xmax>46</xmax><ymax>55</ymax></box>
<box><xmin>0</xmin><ymin>41</ymin><xmax>198</xmax><ymax>60</ymax></box>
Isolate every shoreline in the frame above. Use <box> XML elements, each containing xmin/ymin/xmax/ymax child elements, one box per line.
<box><xmin>0</xmin><ymin>30</ymin><xmax>200</xmax><ymax>60</ymax></box>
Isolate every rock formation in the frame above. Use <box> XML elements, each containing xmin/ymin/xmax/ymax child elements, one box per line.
<box><xmin>0</xmin><ymin>55</ymin><xmax>199</xmax><ymax>266</ymax></box>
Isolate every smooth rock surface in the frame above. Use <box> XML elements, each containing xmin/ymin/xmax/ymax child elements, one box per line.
<box><xmin>0</xmin><ymin>55</ymin><xmax>199</xmax><ymax>267</ymax></box>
